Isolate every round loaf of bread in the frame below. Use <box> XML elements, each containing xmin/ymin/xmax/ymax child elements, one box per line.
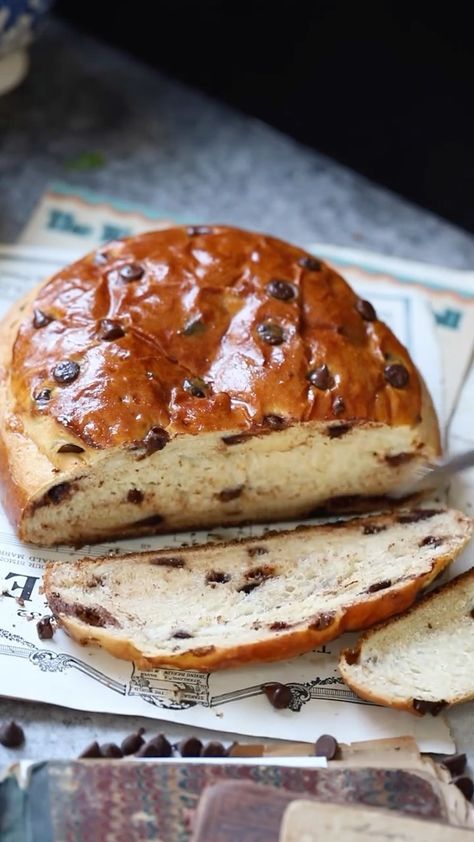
<box><xmin>0</xmin><ymin>225</ymin><xmax>440</xmax><ymax>545</ymax></box>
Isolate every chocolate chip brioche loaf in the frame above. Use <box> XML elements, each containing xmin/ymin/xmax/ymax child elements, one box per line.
<box><xmin>0</xmin><ymin>226</ymin><xmax>440</xmax><ymax>545</ymax></box>
<box><xmin>43</xmin><ymin>508</ymin><xmax>471</xmax><ymax>670</ymax></box>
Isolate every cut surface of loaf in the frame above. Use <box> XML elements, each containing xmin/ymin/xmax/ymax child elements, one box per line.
<box><xmin>339</xmin><ymin>566</ymin><xmax>474</xmax><ymax>715</ymax></box>
<box><xmin>0</xmin><ymin>226</ymin><xmax>440</xmax><ymax>546</ymax></box>
<box><xmin>44</xmin><ymin>508</ymin><xmax>472</xmax><ymax>671</ymax></box>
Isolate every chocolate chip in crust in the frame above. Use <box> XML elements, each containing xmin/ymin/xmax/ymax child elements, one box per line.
<box><xmin>441</xmin><ymin>753</ymin><xmax>467</xmax><ymax>777</ymax></box>
<box><xmin>356</xmin><ymin>298</ymin><xmax>377</xmax><ymax>321</ymax></box>
<box><xmin>413</xmin><ymin>698</ymin><xmax>447</xmax><ymax>716</ymax></box>
<box><xmin>266</xmin><ymin>279</ymin><xmax>297</xmax><ymax>301</ymax></box>
<box><xmin>419</xmin><ymin>535</ymin><xmax>443</xmax><ymax>548</ymax></box>
<box><xmin>398</xmin><ymin>509</ymin><xmax>440</xmax><ymax>525</ymax></box>
<box><xmin>453</xmin><ymin>776</ymin><xmax>474</xmax><ymax>802</ymax></box>
<box><xmin>47</xmin><ymin>482</ymin><xmax>72</xmax><ymax>504</ymax></box>
<box><xmin>384</xmin><ymin>363</ymin><xmax>409</xmax><ymax>388</ymax></box>
<box><xmin>309</xmin><ymin>612</ymin><xmax>335</xmax><ymax>631</ymax></box>
<box><xmin>150</xmin><ymin>556</ymin><xmax>185</xmax><ymax>567</ymax></box>
<box><xmin>385</xmin><ymin>452</ymin><xmax>415</xmax><ymax>467</ymax></box>
<box><xmin>52</xmin><ymin>360</ymin><xmax>80</xmax><ymax>385</ymax></box>
<box><xmin>34</xmin><ymin>388</ymin><xmax>52</xmax><ymax>403</ymax></box>
<box><xmin>142</xmin><ymin>426</ymin><xmax>170</xmax><ymax>456</ymax></box>
<box><xmin>363</xmin><ymin>524</ymin><xmax>387</xmax><ymax>535</ymax></box>
<box><xmin>119</xmin><ymin>262</ymin><xmax>144</xmax><ymax>281</ymax></box>
<box><xmin>367</xmin><ymin>579</ymin><xmax>392</xmax><ymax>593</ymax></box>
<box><xmin>206</xmin><ymin>571</ymin><xmax>231</xmax><ymax>584</ymax></box>
<box><xmin>218</xmin><ymin>486</ymin><xmax>243</xmax><ymax>502</ymax></box>
<box><xmin>98</xmin><ymin>319</ymin><xmax>125</xmax><ymax>341</ymax></box>
<box><xmin>187</xmin><ymin>225</ymin><xmax>213</xmax><ymax>236</ymax></box>
<box><xmin>327</xmin><ymin>423</ymin><xmax>352</xmax><ymax>439</ymax></box>
<box><xmin>343</xmin><ymin>649</ymin><xmax>360</xmax><ymax>665</ymax></box>
<box><xmin>307</xmin><ymin>364</ymin><xmax>334</xmax><ymax>390</ymax></box>
<box><xmin>298</xmin><ymin>256</ymin><xmax>322</xmax><ymax>271</ymax></box>
<box><xmin>263</xmin><ymin>414</ymin><xmax>287</xmax><ymax>430</ymax></box>
<box><xmin>183</xmin><ymin>376</ymin><xmax>208</xmax><ymax>398</ymax></box>
<box><xmin>0</xmin><ymin>721</ymin><xmax>25</xmax><ymax>748</ymax></box>
<box><xmin>57</xmin><ymin>443</ymin><xmax>85</xmax><ymax>454</ymax></box>
<box><xmin>248</xmin><ymin>546</ymin><xmax>269</xmax><ymax>558</ymax></box>
<box><xmin>33</xmin><ymin>309</ymin><xmax>54</xmax><ymax>329</ymax></box>
<box><xmin>256</xmin><ymin>322</ymin><xmax>285</xmax><ymax>346</ymax></box>
<box><xmin>262</xmin><ymin>682</ymin><xmax>293</xmax><ymax>709</ymax></box>
<box><xmin>269</xmin><ymin>621</ymin><xmax>290</xmax><ymax>630</ymax></box>
<box><xmin>332</xmin><ymin>396</ymin><xmax>345</xmax><ymax>415</ymax></box>
<box><xmin>172</xmin><ymin>630</ymin><xmax>193</xmax><ymax>639</ymax></box>
<box><xmin>127</xmin><ymin>489</ymin><xmax>144</xmax><ymax>504</ymax></box>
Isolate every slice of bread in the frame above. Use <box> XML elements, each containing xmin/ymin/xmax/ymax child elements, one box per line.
<box><xmin>339</xmin><ymin>567</ymin><xmax>474</xmax><ymax>714</ymax></box>
<box><xmin>44</xmin><ymin>507</ymin><xmax>472</xmax><ymax>671</ymax></box>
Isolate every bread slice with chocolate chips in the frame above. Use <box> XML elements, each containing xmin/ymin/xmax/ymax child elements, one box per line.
<box><xmin>43</xmin><ymin>508</ymin><xmax>472</xmax><ymax>671</ymax></box>
<box><xmin>339</xmin><ymin>565</ymin><xmax>474</xmax><ymax>715</ymax></box>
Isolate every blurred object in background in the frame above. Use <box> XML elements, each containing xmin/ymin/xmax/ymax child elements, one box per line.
<box><xmin>54</xmin><ymin>1</ymin><xmax>474</xmax><ymax>234</ymax></box>
<box><xmin>0</xmin><ymin>0</ymin><xmax>52</xmax><ymax>96</ymax></box>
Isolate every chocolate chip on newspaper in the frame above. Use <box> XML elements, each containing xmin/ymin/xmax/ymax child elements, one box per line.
<box><xmin>100</xmin><ymin>743</ymin><xmax>123</xmax><ymax>758</ymax></box>
<box><xmin>266</xmin><ymin>279</ymin><xmax>296</xmax><ymax>301</ymax></box>
<box><xmin>384</xmin><ymin>363</ymin><xmax>409</xmax><ymax>389</ymax></box>
<box><xmin>356</xmin><ymin>298</ymin><xmax>377</xmax><ymax>321</ymax></box>
<box><xmin>178</xmin><ymin>736</ymin><xmax>203</xmax><ymax>757</ymax></box>
<box><xmin>200</xmin><ymin>741</ymin><xmax>226</xmax><ymax>757</ymax></box>
<box><xmin>314</xmin><ymin>734</ymin><xmax>339</xmax><ymax>760</ymax></box>
<box><xmin>53</xmin><ymin>360</ymin><xmax>80</xmax><ymax>385</ymax></box>
<box><xmin>453</xmin><ymin>775</ymin><xmax>474</xmax><ymax>802</ymax></box>
<box><xmin>441</xmin><ymin>753</ymin><xmax>467</xmax><ymax>777</ymax></box>
<box><xmin>0</xmin><ymin>721</ymin><xmax>25</xmax><ymax>748</ymax></box>
<box><xmin>36</xmin><ymin>616</ymin><xmax>54</xmax><ymax>640</ymax></box>
<box><xmin>78</xmin><ymin>740</ymin><xmax>102</xmax><ymax>758</ymax></box>
<box><xmin>119</xmin><ymin>262</ymin><xmax>144</xmax><ymax>281</ymax></box>
<box><xmin>136</xmin><ymin>734</ymin><xmax>172</xmax><ymax>758</ymax></box>
<box><xmin>121</xmin><ymin>732</ymin><xmax>145</xmax><ymax>755</ymax></box>
<box><xmin>262</xmin><ymin>682</ymin><xmax>292</xmax><ymax>709</ymax></box>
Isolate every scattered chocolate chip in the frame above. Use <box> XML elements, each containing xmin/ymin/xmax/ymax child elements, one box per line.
<box><xmin>419</xmin><ymin>535</ymin><xmax>443</xmax><ymax>548</ymax></box>
<box><xmin>36</xmin><ymin>616</ymin><xmax>54</xmax><ymax>640</ymax></box>
<box><xmin>178</xmin><ymin>736</ymin><xmax>203</xmax><ymax>757</ymax></box>
<box><xmin>266</xmin><ymin>279</ymin><xmax>296</xmax><ymax>301</ymax></box>
<box><xmin>363</xmin><ymin>524</ymin><xmax>387</xmax><ymax>535</ymax></box>
<box><xmin>219</xmin><ymin>486</ymin><xmax>243</xmax><ymax>502</ymax></box>
<box><xmin>183</xmin><ymin>376</ymin><xmax>208</xmax><ymax>397</ymax></box>
<box><xmin>78</xmin><ymin>740</ymin><xmax>102</xmax><ymax>758</ymax></box>
<box><xmin>344</xmin><ymin>649</ymin><xmax>360</xmax><ymax>665</ymax></box>
<box><xmin>368</xmin><ymin>580</ymin><xmax>392</xmax><ymax>593</ymax></box>
<box><xmin>150</xmin><ymin>557</ymin><xmax>185</xmax><ymax>567</ymax></box>
<box><xmin>332</xmin><ymin>396</ymin><xmax>345</xmax><ymax>415</ymax></box>
<box><xmin>269</xmin><ymin>621</ymin><xmax>289</xmax><ymax>630</ymax></box>
<box><xmin>413</xmin><ymin>698</ymin><xmax>447</xmax><ymax>716</ymax></box>
<box><xmin>263</xmin><ymin>414</ymin><xmax>287</xmax><ymax>430</ymax></box>
<box><xmin>98</xmin><ymin>319</ymin><xmax>125</xmax><ymax>341</ymax></box>
<box><xmin>256</xmin><ymin>322</ymin><xmax>285</xmax><ymax>346</ymax></box>
<box><xmin>57</xmin><ymin>443</ymin><xmax>85</xmax><ymax>454</ymax></box>
<box><xmin>248</xmin><ymin>546</ymin><xmax>268</xmax><ymax>557</ymax></box>
<box><xmin>307</xmin><ymin>364</ymin><xmax>333</xmax><ymax>390</ymax></box>
<box><xmin>327</xmin><ymin>423</ymin><xmax>352</xmax><ymax>439</ymax></box>
<box><xmin>356</xmin><ymin>298</ymin><xmax>377</xmax><ymax>321</ymax></box>
<box><xmin>453</xmin><ymin>775</ymin><xmax>474</xmax><ymax>802</ymax></box>
<box><xmin>134</xmin><ymin>514</ymin><xmax>164</xmax><ymax>527</ymax></box>
<box><xmin>200</xmin><ymin>741</ymin><xmax>226</xmax><ymax>757</ymax></box>
<box><xmin>34</xmin><ymin>388</ymin><xmax>52</xmax><ymax>403</ymax></box>
<box><xmin>206</xmin><ymin>571</ymin><xmax>231</xmax><ymax>584</ymax></box>
<box><xmin>121</xmin><ymin>732</ymin><xmax>145</xmax><ymax>755</ymax></box>
<box><xmin>136</xmin><ymin>734</ymin><xmax>172</xmax><ymax>758</ymax></box>
<box><xmin>0</xmin><ymin>721</ymin><xmax>25</xmax><ymax>748</ymax></box>
<box><xmin>470</xmin><ymin>609</ymin><xmax>474</xmax><ymax>619</ymax></box>
<box><xmin>441</xmin><ymin>753</ymin><xmax>467</xmax><ymax>777</ymax></box>
<box><xmin>384</xmin><ymin>363</ymin><xmax>409</xmax><ymax>389</ymax></box>
<box><xmin>298</xmin><ymin>256</ymin><xmax>322</xmax><ymax>271</ymax></box>
<box><xmin>52</xmin><ymin>360</ymin><xmax>80</xmax><ymax>385</ymax></box>
<box><xmin>309</xmin><ymin>613</ymin><xmax>335</xmax><ymax>631</ymax></box>
<box><xmin>182</xmin><ymin>317</ymin><xmax>206</xmax><ymax>336</ymax></box>
<box><xmin>172</xmin><ymin>630</ymin><xmax>193</xmax><ymax>639</ymax></box>
<box><xmin>385</xmin><ymin>452</ymin><xmax>415</xmax><ymax>467</ymax></box>
<box><xmin>398</xmin><ymin>509</ymin><xmax>440</xmax><ymax>524</ymax></box>
<box><xmin>33</xmin><ymin>309</ymin><xmax>53</xmax><ymax>329</ymax></box>
<box><xmin>119</xmin><ymin>262</ymin><xmax>144</xmax><ymax>281</ymax></box>
<box><xmin>187</xmin><ymin>225</ymin><xmax>213</xmax><ymax>236</ymax></box>
<box><xmin>314</xmin><ymin>734</ymin><xmax>339</xmax><ymax>760</ymax></box>
<box><xmin>47</xmin><ymin>482</ymin><xmax>71</xmax><ymax>504</ymax></box>
<box><xmin>239</xmin><ymin>581</ymin><xmax>260</xmax><ymax>595</ymax></box>
<box><xmin>262</xmin><ymin>682</ymin><xmax>293</xmax><ymax>709</ymax></box>
<box><xmin>100</xmin><ymin>743</ymin><xmax>123</xmax><ymax>758</ymax></box>
<box><xmin>127</xmin><ymin>489</ymin><xmax>144</xmax><ymax>504</ymax></box>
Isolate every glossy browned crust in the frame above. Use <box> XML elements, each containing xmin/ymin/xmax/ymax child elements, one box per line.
<box><xmin>43</xmin><ymin>510</ymin><xmax>463</xmax><ymax>672</ymax></box>
<box><xmin>10</xmin><ymin>226</ymin><xmax>423</xmax><ymax>448</ymax></box>
<box><xmin>339</xmin><ymin>566</ymin><xmax>474</xmax><ymax>714</ymax></box>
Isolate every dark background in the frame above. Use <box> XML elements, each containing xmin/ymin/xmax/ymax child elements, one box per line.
<box><xmin>55</xmin><ymin>1</ymin><xmax>474</xmax><ymax>233</ymax></box>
